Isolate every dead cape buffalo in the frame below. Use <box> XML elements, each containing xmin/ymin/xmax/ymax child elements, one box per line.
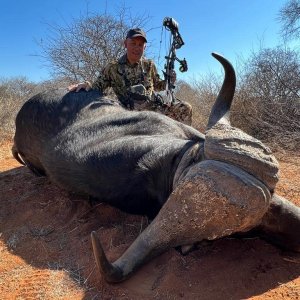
<box><xmin>13</xmin><ymin>53</ymin><xmax>300</xmax><ymax>283</ymax></box>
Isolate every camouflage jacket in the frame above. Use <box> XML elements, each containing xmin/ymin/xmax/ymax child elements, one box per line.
<box><xmin>91</xmin><ymin>54</ymin><xmax>166</xmax><ymax>107</ymax></box>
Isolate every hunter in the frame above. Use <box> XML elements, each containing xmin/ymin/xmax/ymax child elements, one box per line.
<box><xmin>68</xmin><ymin>28</ymin><xmax>192</xmax><ymax>125</ymax></box>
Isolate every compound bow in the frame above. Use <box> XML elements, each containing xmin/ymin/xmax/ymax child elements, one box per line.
<box><xmin>162</xmin><ymin>17</ymin><xmax>188</xmax><ymax>105</ymax></box>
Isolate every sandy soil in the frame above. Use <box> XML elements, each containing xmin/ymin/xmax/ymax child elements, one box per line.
<box><xmin>0</xmin><ymin>142</ymin><xmax>299</xmax><ymax>300</ymax></box>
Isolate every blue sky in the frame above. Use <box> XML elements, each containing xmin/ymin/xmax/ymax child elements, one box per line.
<box><xmin>0</xmin><ymin>0</ymin><xmax>290</xmax><ymax>82</ymax></box>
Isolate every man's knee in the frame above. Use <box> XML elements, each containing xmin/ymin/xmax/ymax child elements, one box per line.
<box><xmin>170</xmin><ymin>101</ymin><xmax>193</xmax><ymax>126</ymax></box>
<box><xmin>138</xmin><ymin>100</ymin><xmax>193</xmax><ymax>126</ymax></box>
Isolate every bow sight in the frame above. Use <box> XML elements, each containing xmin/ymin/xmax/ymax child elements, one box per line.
<box><xmin>162</xmin><ymin>17</ymin><xmax>188</xmax><ymax>104</ymax></box>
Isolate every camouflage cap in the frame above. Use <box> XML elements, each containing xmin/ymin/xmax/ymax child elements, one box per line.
<box><xmin>126</xmin><ymin>28</ymin><xmax>147</xmax><ymax>42</ymax></box>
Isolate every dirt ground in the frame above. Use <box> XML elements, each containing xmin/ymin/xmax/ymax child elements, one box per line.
<box><xmin>0</xmin><ymin>141</ymin><xmax>299</xmax><ymax>300</ymax></box>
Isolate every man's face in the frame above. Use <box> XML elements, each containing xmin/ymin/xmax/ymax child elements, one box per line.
<box><xmin>124</xmin><ymin>36</ymin><xmax>146</xmax><ymax>64</ymax></box>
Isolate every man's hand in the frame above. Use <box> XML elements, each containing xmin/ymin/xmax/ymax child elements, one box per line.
<box><xmin>68</xmin><ymin>81</ymin><xmax>91</xmax><ymax>92</ymax></box>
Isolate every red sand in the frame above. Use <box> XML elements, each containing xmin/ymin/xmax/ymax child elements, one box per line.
<box><xmin>0</xmin><ymin>142</ymin><xmax>299</xmax><ymax>299</ymax></box>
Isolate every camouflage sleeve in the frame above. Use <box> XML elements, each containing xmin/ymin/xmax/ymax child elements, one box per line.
<box><xmin>151</xmin><ymin>62</ymin><xmax>167</xmax><ymax>91</ymax></box>
<box><xmin>91</xmin><ymin>63</ymin><xmax>113</xmax><ymax>92</ymax></box>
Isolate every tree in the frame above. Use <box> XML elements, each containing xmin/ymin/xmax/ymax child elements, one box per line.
<box><xmin>242</xmin><ymin>47</ymin><xmax>300</xmax><ymax>99</ymax></box>
<box><xmin>278</xmin><ymin>0</ymin><xmax>300</xmax><ymax>41</ymax></box>
<box><xmin>234</xmin><ymin>47</ymin><xmax>300</xmax><ymax>150</ymax></box>
<box><xmin>40</xmin><ymin>8</ymin><xmax>150</xmax><ymax>83</ymax></box>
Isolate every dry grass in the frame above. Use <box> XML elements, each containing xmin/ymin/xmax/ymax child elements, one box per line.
<box><xmin>0</xmin><ymin>95</ymin><xmax>25</xmax><ymax>144</ymax></box>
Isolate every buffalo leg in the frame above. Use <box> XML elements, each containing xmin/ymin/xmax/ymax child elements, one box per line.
<box><xmin>255</xmin><ymin>194</ymin><xmax>300</xmax><ymax>252</ymax></box>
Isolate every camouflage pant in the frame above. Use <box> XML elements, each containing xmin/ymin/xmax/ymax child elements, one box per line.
<box><xmin>134</xmin><ymin>100</ymin><xmax>193</xmax><ymax>126</ymax></box>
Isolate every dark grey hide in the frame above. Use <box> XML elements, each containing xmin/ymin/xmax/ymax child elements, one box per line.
<box><xmin>13</xmin><ymin>88</ymin><xmax>204</xmax><ymax>218</ymax></box>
